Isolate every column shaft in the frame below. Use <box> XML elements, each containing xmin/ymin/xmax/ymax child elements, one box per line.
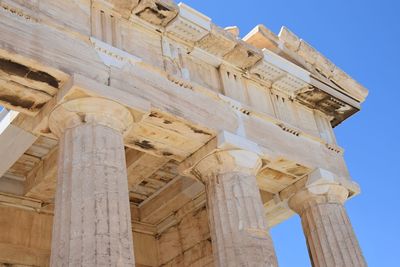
<box><xmin>300</xmin><ymin>199</ymin><xmax>366</xmax><ymax>267</ymax></box>
<box><xmin>50</xmin><ymin>123</ymin><xmax>135</xmax><ymax>266</ymax></box>
<box><xmin>206</xmin><ymin>171</ymin><xmax>278</xmax><ymax>267</ymax></box>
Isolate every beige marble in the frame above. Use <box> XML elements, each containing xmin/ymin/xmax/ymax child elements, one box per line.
<box><xmin>289</xmin><ymin>184</ymin><xmax>366</xmax><ymax>267</ymax></box>
<box><xmin>194</xmin><ymin>150</ymin><xmax>278</xmax><ymax>267</ymax></box>
<box><xmin>49</xmin><ymin>98</ymin><xmax>135</xmax><ymax>266</ymax></box>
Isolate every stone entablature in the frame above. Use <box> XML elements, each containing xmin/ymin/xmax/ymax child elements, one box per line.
<box><xmin>0</xmin><ymin>0</ymin><xmax>365</xmax><ymax>128</ymax></box>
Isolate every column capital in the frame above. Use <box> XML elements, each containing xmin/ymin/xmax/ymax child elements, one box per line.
<box><xmin>194</xmin><ymin>149</ymin><xmax>262</xmax><ymax>181</ymax></box>
<box><xmin>179</xmin><ymin>131</ymin><xmax>266</xmax><ymax>181</ymax></box>
<box><xmin>285</xmin><ymin>168</ymin><xmax>367</xmax><ymax>266</ymax></box>
<box><xmin>49</xmin><ymin>97</ymin><xmax>133</xmax><ymax>137</ymax></box>
<box><xmin>284</xmin><ymin>168</ymin><xmax>360</xmax><ymax>214</ymax></box>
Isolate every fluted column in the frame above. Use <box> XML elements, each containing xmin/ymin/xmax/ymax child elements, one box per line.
<box><xmin>288</xmin><ymin>182</ymin><xmax>366</xmax><ymax>267</ymax></box>
<box><xmin>48</xmin><ymin>97</ymin><xmax>135</xmax><ymax>266</ymax></box>
<box><xmin>194</xmin><ymin>150</ymin><xmax>278</xmax><ymax>267</ymax></box>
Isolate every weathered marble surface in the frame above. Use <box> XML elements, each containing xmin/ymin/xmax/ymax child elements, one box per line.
<box><xmin>49</xmin><ymin>98</ymin><xmax>136</xmax><ymax>266</ymax></box>
<box><xmin>195</xmin><ymin>150</ymin><xmax>278</xmax><ymax>267</ymax></box>
<box><xmin>289</xmin><ymin>184</ymin><xmax>366</xmax><ymax>267</ymax></box>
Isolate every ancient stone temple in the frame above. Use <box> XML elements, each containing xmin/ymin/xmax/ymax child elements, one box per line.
<box><xmin>0</xmin><ymin>1</ymin><xmax>368</xmax><ymax>266</ymax></box>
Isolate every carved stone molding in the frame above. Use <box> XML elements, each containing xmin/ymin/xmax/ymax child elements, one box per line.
<box><xmin>165</xmin><ymin>3</ymin><xmax>211</xmax><ymax>43</ymax></box>
<box><xmin>48</xmin><ymin>97</ymin><xmax>134</xmax><ymax>137</ymax></box>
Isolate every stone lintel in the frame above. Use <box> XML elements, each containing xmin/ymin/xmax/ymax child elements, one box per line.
<box><xmin>61</xmin><ymin>74</ymin><xmax>151</xmax><ymax>119</ymax></box>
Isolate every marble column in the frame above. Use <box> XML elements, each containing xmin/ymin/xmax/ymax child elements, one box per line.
<box><xmin>288</xmin><ymin>184</ymin><xmax>366</xmax><ymax>267</ymax></box>
<box><xmin>194</xmin><ymin>150</ymin><xmax>278</xmax><ymax>267</ymax></box>
<box><xmin>48</xmin><ymin>97</ymin><xmax>135</xmax><ymax>266</ymax></box>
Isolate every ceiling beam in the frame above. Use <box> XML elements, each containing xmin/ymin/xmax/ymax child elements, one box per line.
<box><xmin>24</xmin><ymin>148</ymin><xmax>58</xmax><ymax>202</ymax></box>
<box><xmin>23</xmin><ymin>147</ymin><xmax>169</xmax><ymax>203</ymax></box>
<box><xmin>125</xmin><ymin>148</ymin><xmax>169</xmax><ymax>190</ymax></box>
<box><xmin>0</xmin><ymin>111</ymin><xmax>37</xmax><ymax>178</ymax></box>
<box><xmin>139</xmin><ymin>176</ymin><xmax>204</xmax><ymax>224</ymax></box>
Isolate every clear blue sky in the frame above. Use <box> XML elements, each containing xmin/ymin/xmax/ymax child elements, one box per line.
<box><xmin>181</xmin><ymin>0</ymin><xmax>399</xmax><ymax>266</ymax></box>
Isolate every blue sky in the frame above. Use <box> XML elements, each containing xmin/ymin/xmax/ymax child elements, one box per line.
<box><xmin>181</xmin><ymin>0</ymin><xmax>399</xmax><ymax>266</ymax></box>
